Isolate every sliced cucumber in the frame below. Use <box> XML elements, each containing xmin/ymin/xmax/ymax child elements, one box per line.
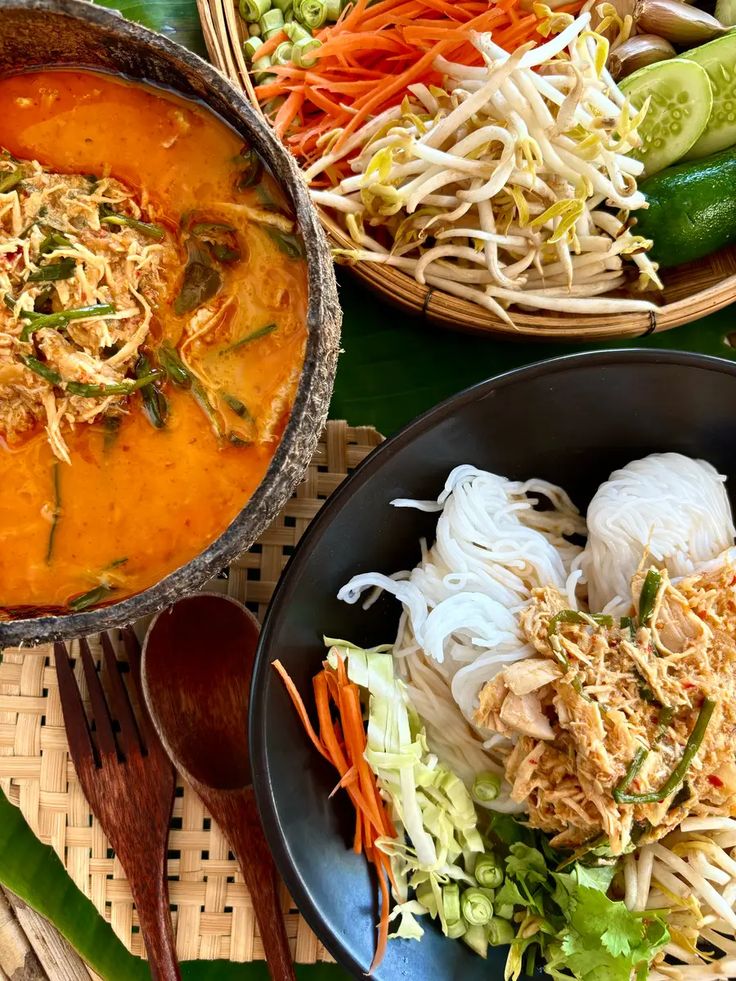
<box><xmin>680</xmin><ymin>32</ymin><xmax>736</xmax><ymax>159</ymax></box>
<box><xmin>620</xmin><ymin>58</ymin><xmax>712</xmax><ymax>176</ymax></box>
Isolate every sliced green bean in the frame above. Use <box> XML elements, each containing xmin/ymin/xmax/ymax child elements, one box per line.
<box><xmin>66</xmin><ymin>371</ymin><xmax>159</xmax><ymax>398</ymax></box>
<box><xmin>27</xmin><ymin>258</ymin><xmax>76</xmax><ymax>283</ymax></box>
<box><xmin>614</xmin><ymin>698</ymin><xmax>716</xmax><ymax>804</ymax></box>
<box><xmin>613</xmin><ymin>746</ymin><xmax>649</xmax><ymax>804</ymax></box>
<box><xmin>20</xmin><ymin>356</ymin><xmax>61</xmax><ymax>386</ymax></box>
<box><xmin>639</xmin><ymin>570</ymin><xmax>662</xmax><ymax>628</ymax></box>
<box><xmin>45</xmin><ymin>462</ymin><xmax>61</xmax><ymax>564</ymax></box>
<box><xmin>0</xmin><ymin>168</ymin><xmax>23</xmax><ymax>193</ymax></box>
<box><xmin>19</xmin><ymin>303</ymin><xmax>116</xmax><ymax>342</ymax></box>
<box><xmin>220</xmin><ymin>322</ymin><xmax>277</xmax><ymax>354</ymax></box>
<box><xmin>68</xmin><ymin>584</ymin><xmax>116</xmax><ymax>612</ymax></box>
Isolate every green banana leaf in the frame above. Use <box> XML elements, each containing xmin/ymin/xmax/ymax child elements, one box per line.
<box><xmin>331</xmin><ymin>269</ymin><xmax>736</xmax><ymax>435</ymax></box>
<box><xmin>0</xmin><ymin>788</ymin><xmax>346</xmax><ymax>979</ymax></box>
<box><xmin>94</xmin><ymin>0</ymin><xmax>208</xmax><ymax>57</ymax></box>
<box><xmin>0</xmin><ymin>788</ymin><xmax>147</xmax><ymax>980</ymax></box>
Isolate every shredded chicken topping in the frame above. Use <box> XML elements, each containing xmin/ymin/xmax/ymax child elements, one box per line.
<box><xmin>474</xmin><ymin>564</ymin><xmax>736</xmax><ymax>855</ymax></box>
<box><xmin>0</xmin><ymin>155</ymin><xmax>177</xmax><ymax>462</ymax></box>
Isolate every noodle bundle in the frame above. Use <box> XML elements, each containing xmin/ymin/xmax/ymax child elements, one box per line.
<box><xmin>579</xmin><ymin>453</ymin><xmax>735</xmax><ymax>614</ymax></box>
<box><xmin>338</xmin><ymin>466</ymin><xmax>586</xmax><ymax>806</ymax></box>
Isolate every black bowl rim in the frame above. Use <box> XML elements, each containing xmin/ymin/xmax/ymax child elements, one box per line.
<box><xmin>250</xmin><ymin>347</ymin><xmax>736</xmax><ymax>976</ymax></box>
<box><xmin>0</xmin><ymin>0</ymin><xmax>340</xmax><ymax>646</ymax></box>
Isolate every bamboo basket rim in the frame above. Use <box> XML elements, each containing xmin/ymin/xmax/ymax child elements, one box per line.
<box><xmin>196</xmin><ymin>0</ymin><xmax>736</xmax><ymax>342</ymax></box>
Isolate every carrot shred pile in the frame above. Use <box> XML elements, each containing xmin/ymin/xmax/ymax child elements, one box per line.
<box><xmin>255</xmin><ymin>0</ymin><xmax>583</xmax><ymax>177</ymax></box>
<box><xmin>273</xmin><ymin>657</ymin><xmax>397</xmax><ymax>971</ymax></box>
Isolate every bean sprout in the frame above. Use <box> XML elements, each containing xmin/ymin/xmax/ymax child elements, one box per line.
<box><xmin>309</xmin><ymin>7</ymin><xmax>662</xmax><ymax>320</ymax></box>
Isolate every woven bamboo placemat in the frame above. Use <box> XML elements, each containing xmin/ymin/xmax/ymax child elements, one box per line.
<box><xmin>0</xmin><ymin>420</ymin><xmax>383</xmax><ymax>971</ymax></box>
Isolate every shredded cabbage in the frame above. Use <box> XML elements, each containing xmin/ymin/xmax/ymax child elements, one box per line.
<box><xmin>325</xmin><ymin>638</ymin><xmax>484</xmax><ymax>939</ymax></box>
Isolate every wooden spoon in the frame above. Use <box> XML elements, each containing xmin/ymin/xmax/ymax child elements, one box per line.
<box><xmin>141</xmin><ymin>593</ymin><xmax>295</xmax><ymax>981</ymax></box>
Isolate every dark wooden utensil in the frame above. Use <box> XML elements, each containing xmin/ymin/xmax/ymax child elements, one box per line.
<box><xmin>140</xmin><ymin>593</ymin><xmax>295</xmax><ymax>981</ymax></box>
<box><xmin>54</xmin><ymin>630</ymin><xmax>180</xmax><ymax>981</ymax></box>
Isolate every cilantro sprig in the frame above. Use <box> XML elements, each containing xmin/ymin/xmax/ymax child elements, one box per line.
<box><xmin>487</xmin><ymin>821</ymin><xmax>670</xmax><ymax>981</ymax></box>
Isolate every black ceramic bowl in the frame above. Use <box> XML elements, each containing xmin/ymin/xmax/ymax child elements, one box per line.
<box><xmin>251</xmin><ymin>349</ymin><xmax>736</xmax><ymax>979</ymax></box>
<box><xmin>0</xmin><ymin>0</ymin><xmax>341</xmax><ymax>647</ymax></box>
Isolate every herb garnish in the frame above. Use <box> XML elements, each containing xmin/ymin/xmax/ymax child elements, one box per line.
<box><xmin>136</xmin><ymin>354</ymin><xmax>168</xmax><ymax>429</ymax></box>
<box><xmin>45</xmin><ymin>462</ymin><xmax>61</xmax><ymax>564</ymax></box>
<box><xmin>20</xmin><ymin>355</ymin><xmax>62</xmax><ymax>386</ymax></box>
<box><xmin>265</xmin><ymin>226</ymin><xmax>305</xmax><ymax>259</ymax></box>
<box><xmin>38</xmin><ymin>230</ymin><xmax>72</xmax><ymax>255</ymax></box>
<box><xmin>233</xmin><ymin>146</ymin><xmax>262</xmax><ymax>190</ymax></box>
<box><xmin>0</xmin><ymin>168</ymin><xmax>23</xmax><ymax>193</ymax></box>
<box><xmin>158</xmin><ymin>343</ymin><xmax>191</xmax><ymax>387</ymax></box>
<box><xmin>27</xmin><ymin>258</ymin><xmax>76</xmax><ymax>283</ymax></box>
<box><xmin>68</xmin><ymin>584</ymin><xmax>116</xmax><ymax>612</ymax></box>
<box><xmin>66</xmin><ymin>371</ymin><xmax>160</xmax><ymax>398</ymax></box>
<box><xmin>174</xmin><ymin>239</ymin><xmax>222</xmax><ymax>315</ymax></box>
<box><xmin>18</xmin><ymin>302</ymin><xmax>116</xmax><ymax>342</ymax></box>
<box><xmin>220</xmin><ymin>322</ymin><xmax>277</xmax><ymax>354</ymax></box>
<box><xmin>486</xmin><ymin>826</ymin><xmax>669</xmax><ymax>981</ymax></box>
<box><xmin>638</xmin><ymin>570</ymin><xmax>662</xmax><ymax>628</ymax></box>
<box><xmin>223</xmin><ymin>393</ymin><xmax>250</xmax><ymax>418</ymax></box>
<box><xmin>613</xmin><ymin>698</ymin><xmax>715</xmax><ymax>805</ymax></box>
<box><xmin>99</xmin><ymin>203</ymin><xmax>165</xmax><ymax>241</ymax></box>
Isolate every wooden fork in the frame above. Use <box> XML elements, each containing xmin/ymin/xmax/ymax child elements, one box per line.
<box><xmin>54</xmin><ymin>629</ymin><xmax>180</xmax><ymax>981</ymax></box>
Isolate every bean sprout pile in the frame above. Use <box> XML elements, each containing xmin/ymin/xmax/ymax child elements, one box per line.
<box><xmin>309</xmin><ymin>8</ymin><xmax>663</xmax><ymax>320</ymax></box>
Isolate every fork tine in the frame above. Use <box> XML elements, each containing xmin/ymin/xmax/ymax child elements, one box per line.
<box><xmin>54</xmin><ymin>641</ymin><xmax>97</xmax><ymax>766</ymax></box>
<box><xmin>121</xmin><ymin>626</ymin><xmax>156</xmax><ymax>750</ymax></box>
<box><xmin>100</xmin><ymin>632</ymin><xmax>142</xmax><ymax>758</ymax></box>
<box><xmin>122</xmin><ymin>626</ymin><xmax>142</xmax><ymax>685</ymax></box>
<box><xmin>79</xmin><ymin>636</ymin><xmax>118</xmax><ymax>759</ymax></box>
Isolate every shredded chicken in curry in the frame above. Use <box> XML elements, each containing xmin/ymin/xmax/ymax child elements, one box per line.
<box><xmin>474</xmin><ymin>563</ymin><xmax>736</xmax><ymax>855</ymax></box>
<box><xmin>0</xmin><ymin>154</ymin><xmax>177</xmax><ymax>463</ymax></box>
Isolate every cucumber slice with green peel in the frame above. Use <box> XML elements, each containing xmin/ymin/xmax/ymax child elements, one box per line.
<box><xmin>680</xmin><ymin>32</ymin><xmax>736</xmax><ymax>159</ymax></box>
<box><xmin>620</xmin><ymin>59</ymin><xmax>712</xmax><ymax>176</ymax></box>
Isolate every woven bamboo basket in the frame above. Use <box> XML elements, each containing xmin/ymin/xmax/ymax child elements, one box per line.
<box><xmin>197</xmin><ymin>0</ymin><xmax>736</xmax><ymax>341</ymax></box>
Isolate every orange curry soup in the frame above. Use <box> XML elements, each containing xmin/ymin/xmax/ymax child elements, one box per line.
<box><xmin>0</xmin><ymin>70</ymin><xmax>308</xmax><ymax>613</ymax></box>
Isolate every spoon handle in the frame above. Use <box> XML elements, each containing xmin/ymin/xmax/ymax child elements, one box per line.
<box><xmin>209</xmin><ymin>788</ymin><xmax>296</xmax><ymax>981</ymax></box>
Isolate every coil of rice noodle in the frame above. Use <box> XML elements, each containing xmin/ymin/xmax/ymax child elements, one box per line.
<box><xmin>338</xmin><ymin>466</ymin><xmax>586</xmax><ymax>807</ymax></box>
<box><xmin>577</xmin><ymin>453</ymin><xmax>735</xmax><ymax>615</ymax></box>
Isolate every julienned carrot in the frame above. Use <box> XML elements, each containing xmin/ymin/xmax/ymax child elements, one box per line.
<box><xmin>252</xmin><ymin>0</ymin><xmax>589</xmax><ymax>175</ymax></box>
<box><xmin>273</xmin><ymin>89</ymin><xmax>304</xmax><ymax>138</ymax></box>
<box><xmin>252</xmin><ymin>29</ymin><xmax>287</xmax><ymax>61</ymax></box>
<box><xmin>370</xmin><ymin>852</ymin><xmax>392</xmax><ymax>972</ymax></box>
<box><xmin>274</xmin><ymin>656</ymin><xmax>397</xmax><ymax>971</ymax></box>
<box><xmin>306</xmin><ymin>85</ymin><xmax>353</xmax><ymax>120</ymax></box>
<box><xmin>273</xmin><ymin>660</ymin><xmax>332</xmax><ymax>762</ymax></box>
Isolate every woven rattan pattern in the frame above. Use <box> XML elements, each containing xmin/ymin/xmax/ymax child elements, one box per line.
<box><xmin>0</xmin><ymin>421</ymin><xmax>383</xmax><ymax>965</ymax></box>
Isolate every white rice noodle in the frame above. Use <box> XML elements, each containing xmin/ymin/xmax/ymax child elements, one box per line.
<box><xmin>650</xmin><ymin>961</ymin><xmax>736</xmax><ymax>980</ymax></box>
<box><xmin>339</xmin><ymin>465</ymin><xmax>584</xmax><ymax>695</ymax></box>
<box><xmin>576</xmin><ymin>453</ymin><xmax>735</xmax><ymax>614</ymax></box>
<box><xmin>338</xmin><ymin>465</ymin><xmax>585</xmax><ymax>789</ymax></box>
